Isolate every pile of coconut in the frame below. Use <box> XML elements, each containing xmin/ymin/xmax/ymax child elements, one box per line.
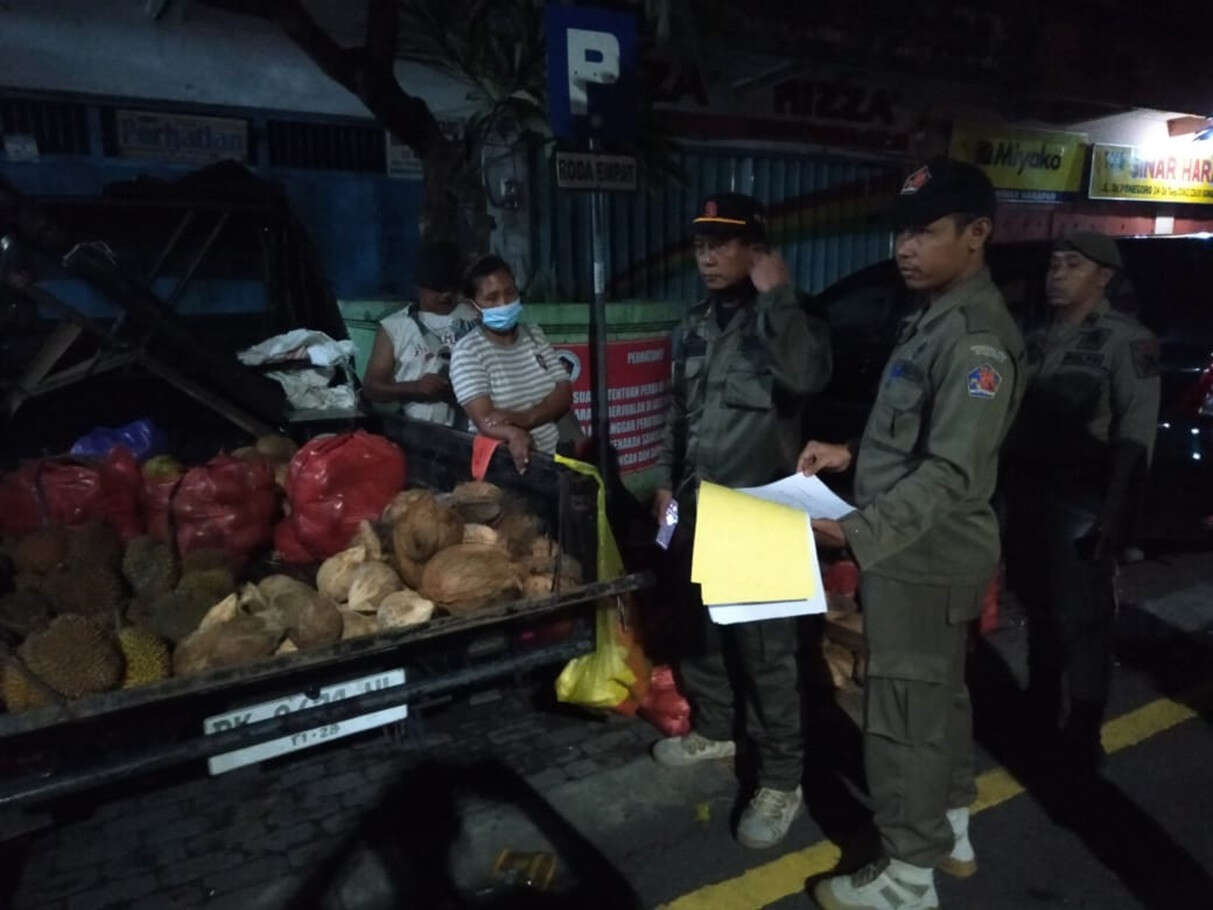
<box><xmin>169</xmin><ymin>481</ymin><xmax>582</xmax><ymax>678</ymax></box>
<box><xmin>0</xmin><ymin>481</ymin><xmax>583</xmax><ymax>712</ymax></box>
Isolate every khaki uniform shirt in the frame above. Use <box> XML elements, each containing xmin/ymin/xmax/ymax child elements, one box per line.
<box><xmin>1018</xmin><ymin>300</ymin><xmax>1161</xmax><ymax>464</ymax></box>
<box><xmin>841</xmin><ymin>269</ymin><xmax>1026</xmax><ymax>585</ymax></box>
<box><xmin>656</xmin><ymin>284</ymin><xmax>832</xmax><ymax>491</ymax></box>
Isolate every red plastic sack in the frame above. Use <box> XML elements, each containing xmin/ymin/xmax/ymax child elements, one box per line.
<box><xmin>172</xmin><ymin>456</ymin><xmax>278</xmax><ymax>563</ymax></box>
<box><xmin>638</xmin><ymin>665</ymin><xmax>692</xmax><ymax>737</ymax></box>
<box><xmin>0</xmin><ymin>447</ymin><xmax>144</xmax><ymax>540</ymax></box>
<box><xmin>824</xmin><ymin>559</ymin><xmax>859</xmax><ymax>597</ymax></box>
<box><xmin>275</xmin><ymin>432</ymin><xmax>406</xmax><ymax>563</ymax></box>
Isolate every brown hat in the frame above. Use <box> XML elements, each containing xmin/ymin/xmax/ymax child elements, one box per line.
<box><xmin>1055</xmin><ymin>232</ymin><xmax>1123</xmax><ymax>270</ymax></box>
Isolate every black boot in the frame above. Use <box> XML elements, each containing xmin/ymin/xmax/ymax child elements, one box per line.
<box><xmin>1061</xmin><ymin>699</ymin><xmax>1108</xmax><ymax>775</ymax></box>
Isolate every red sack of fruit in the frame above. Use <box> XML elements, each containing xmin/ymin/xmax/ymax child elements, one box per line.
<box><xmin>0</xmin><ymin>447</ymin><xmax>144</xmax><ymax>540</ymax></box>
<box><xmin>275</xmin><ymin>431</ymin><xmax>406</xmax><ymax>563</ymax></box>
<box><xmin>638</xmin><ymin>665</ymin><xmax>692</xmax><ymax>738</ymax></box>
<box><xmin>172</xmin><ymin>455</ymin><xmax>278</xmax><ymax>563</ymax></box>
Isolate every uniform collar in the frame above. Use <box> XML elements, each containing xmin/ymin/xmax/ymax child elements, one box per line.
<box><xmin>702</xmin><ymin>282</ymin><xmax>757</xmax><ymax>335</ymax></box>
<box><xmin>1049</xmin><ymin>297</ymin><xmax>1109</xmax><ymax>337</ymax></box>
<box><xmin>919</xmin><ymin>267</ymin><xmax>995</xmax><ymax>331</ymax></box>
<box><xmin>1082</xmin><ymin>298</ymin><xmax>1111</xmax><ymax>327</ymax></box>
<box><xmin>898</xmin><ymin>267</ymin><xmax>994</xmax><ymax>343</ymax></box>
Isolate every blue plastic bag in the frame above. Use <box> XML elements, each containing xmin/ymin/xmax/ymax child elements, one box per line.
<box><xmin>70</xmin><ymin>418</ymin><xmax>169</xmax><ymax>463</ymax></box>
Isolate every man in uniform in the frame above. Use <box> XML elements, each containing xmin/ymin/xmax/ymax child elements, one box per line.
<box><xmin>363</xmin><ymin>240</ymin><xmax>478</xmax><ymax>424</ymax></box>
<box><xmin>799</xmin><ymin>159</ymin><xmax>1024</xmax><ymax>910</ymax></box>
<box><xmin>1005</xmin><ymin>232</ymin><xmax>1160</xmax><ymax>773</ymax></box>
<box><xmin>650</xmin><ymin>193</ymin><xmax>832</xmax><ymax>849</ymax></box>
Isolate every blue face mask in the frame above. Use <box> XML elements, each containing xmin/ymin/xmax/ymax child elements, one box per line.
<box><xmin>480</xmin><ymin>298</ymin><xmax>523</xmax><ymax>332</ymax></box>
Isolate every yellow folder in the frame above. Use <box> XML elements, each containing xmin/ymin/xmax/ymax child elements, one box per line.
<box><xmin>690</xmin><ymin>481</ymin><xmax>817</xmax><ymax>605</ymax></box>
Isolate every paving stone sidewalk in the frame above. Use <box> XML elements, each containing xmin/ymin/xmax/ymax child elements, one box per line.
<box><xmin>2</xmin><ymin>682</ymin><xmax>660</xmax><ymax>910</ymax></box>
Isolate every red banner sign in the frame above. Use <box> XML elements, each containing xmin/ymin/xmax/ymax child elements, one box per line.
<box><xmin>553</xmin><ymin>337</ymin><xmax>671</xmax><ymax>473</ymax></box>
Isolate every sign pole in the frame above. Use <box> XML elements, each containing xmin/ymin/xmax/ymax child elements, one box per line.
<box><xmin>588</xmin><ymin>138</ymin><xmax>612</xmax><ymax>481</ymax></box>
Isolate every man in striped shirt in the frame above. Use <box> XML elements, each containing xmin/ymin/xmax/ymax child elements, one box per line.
<box><xmin>450</xmin><ymin>255</ymin><xmax>574</xmax><ymax>472</ymax></box>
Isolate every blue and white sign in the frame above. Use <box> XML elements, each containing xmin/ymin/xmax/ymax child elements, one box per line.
<box><xmin>545</xmin><ymin>5</ymin><xmax>637</xmax><ymax>140</ymax></box>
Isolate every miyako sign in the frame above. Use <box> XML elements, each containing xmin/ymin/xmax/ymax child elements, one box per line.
<box><xmin>950</xmin><ymin>126</ymin><xmax>1086</xmax><ymax>202</ymax></box>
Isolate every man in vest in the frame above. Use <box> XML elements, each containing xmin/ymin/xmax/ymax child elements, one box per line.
<box><xmin>363</xmin><ymin>240</ymin><xmax>478</xmax><ymax>424</ymax></box>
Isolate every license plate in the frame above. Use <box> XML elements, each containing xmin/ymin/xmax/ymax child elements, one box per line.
<box><xmin>203</xmin><ymin>669</ymin><xmax>407</xmax><ymax>775</ymax></box>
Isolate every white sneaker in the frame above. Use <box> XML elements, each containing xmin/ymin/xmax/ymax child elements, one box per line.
<box><xmin>737</xmin><ymin>785</ymin><xmax>804</xmax><ymax>849</ymax></box>
<box><xmin>938</xmin><ymin>806</ymin><xmax>977</xmax><ymax>878</ymax></box>
<box><xmin>814</xmin><ymin>858</ymin><xmax>940</xmax><ymax>910</ymax></box>
<box><xmin>651</xmin><ymin>731</ymin><xmax>736</xmax><ymax>767</ymax></box>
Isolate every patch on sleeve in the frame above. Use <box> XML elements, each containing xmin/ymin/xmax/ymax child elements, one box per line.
<box><xmin>970</xmin><ymin>344</ymin><xmax>1008</xmax><ymax>363</ymax></box>
<box><xmin>1130</xmin><ymin>338</ymin><xmax>1160</xmax><ymax>379</ymax></box>
<box><xmin>967</xmin><ymin>363</ymin><xmax>1002</xmax><ymax>399</ymax></box>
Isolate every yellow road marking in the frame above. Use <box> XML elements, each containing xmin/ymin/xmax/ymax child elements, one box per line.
<box><xmin>659</xmin><ymin>691</ymin><xmax>1209</xmax><ymax>910</ymax></box>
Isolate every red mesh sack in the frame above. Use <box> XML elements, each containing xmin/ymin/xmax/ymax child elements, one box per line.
<box><xmin>0</xmin><ymin>447</ymin><xmax>143</xmax><ymax>540</ymax></box>
<box><xmin>275</xmin><ymin>432</ymin><xmax>405</xmax><ymax>563</ymax></box>
<box><xmin>172</xmin><ymin>456</ymin><xmax>278</xmax><ymax>563</ymax></box>
<box><xmin>638</xmin><ymin>665</ymin><xmax>691</xmax><ymax>737</ymax></box>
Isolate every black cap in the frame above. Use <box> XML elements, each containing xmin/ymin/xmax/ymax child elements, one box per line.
<box><xmin>691</xmin><ymin>193</ymin><xmax>768</xmax><ymax>241</ymax></box>
<box><xmin>415</xmin><ymin>241</ymin><xmax>462</xmax><ymax>292</ymax></box>
<box><xmin>893</xmin><ymin>157</ymin><xmax>996</xmax><ymax>230</ymax></box>
<box><xmin>1054</xmin><ymin>232</ymin><xmax>1123</xmax><ymax>270</ymax></box>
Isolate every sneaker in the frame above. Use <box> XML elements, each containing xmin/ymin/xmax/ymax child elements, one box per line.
<box><xmin>651</xmin><ymin>731</ymin><xmax>736</xmax><ymax>768</ymax></box>
<box><xmin>937</xmin><ymin>807</ymin><xmax>977</xmax><ymax>878</ymax></box>
<box><xmin>814</xmin><ymin>858</ymin><xmax>940</xmax><ymax>910</ymax></box>
<box><xmin>737</xmin><ymin>785</ymin><xmax>803</xmax><ymax>849</ymax></box>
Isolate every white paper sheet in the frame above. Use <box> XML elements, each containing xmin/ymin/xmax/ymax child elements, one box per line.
<box><xmin>737</xmin><ymin>472</ymin><xmax>855</xmax><ymax>520</ymax></box>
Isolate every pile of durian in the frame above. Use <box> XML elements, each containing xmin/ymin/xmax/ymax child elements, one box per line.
<box><xmin>0</xmin><ymin>481</ymin><xmax>582</xmax><ymax>714</ymax></box>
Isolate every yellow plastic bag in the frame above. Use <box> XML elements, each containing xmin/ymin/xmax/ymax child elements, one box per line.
<box><xmin>553</xmin><ymin>456</ymin><xmax>649</xmax><ymax>711</ymax></box>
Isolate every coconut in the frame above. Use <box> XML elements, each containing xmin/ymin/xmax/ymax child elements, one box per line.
<box><xmin>377</xmin><ymin>590</ymin><xmax>435</xmax><ymax>630</ymax></box>
<box><xmin>280</xmin><ymin>591</ymin><xmax>343</xmax><ymax>649</ymax></box>
<box><xmin>496</xmin><ymin>512</ymin><xmax>543</xmax><ymax>558</ymax></box>
<box><xmin>257</xmin><ymin>574</ymin><xmax>315</xmax><ymax>604</ymax></box>
<box><xmin>348</xmin><ymin>519</ymin><xmax>384</xmax><ymax>561</ymax></box>
<box><xmin>523</xmin><ymin>573</ymin><xmax>558</xmax><ymax>597</ymax></box>
<box><xmin>462</xmin><ymin>524</ymin><xmax>501</xmax><ymax>547</ymax></box>
<box><xmin>451</xmin><ymin>481</ymin><xmax>504</xmax><ymax>524</ymax></box>
<box><xmin>230</xmin><ymin>446</ymin><xmax>264</xmax><ymax>462</ymax></box>
<box><xmin>340</xmin><ymin>608</ymin><xmax>379</xmax><ymax>640</ymax></box>
<box><xmin>394</xmin><ymin>552</ymin><xmax>426</xmax><ymax>590</ymax></box>
<box><xmin>524</xmin><ymin>537</ymin><xmax>583</xmax><ymax>584</ymax></box>
<box><xmin>316</xmin><ymin>546</ymin><xmax>367</xmax><ymax>602</ymax></box>
<box><xmin>173</xmin><ymin>615</ymin><xmax>279</xmax><ymax>675</ymax></box>
<box><xmin>420</xmin><ymin>544</ymin><xmax>522</xmax><ymax>614</ymax></box>
<box><xmin>255</xmin><ymin>434</ymin><xmax>298</xmax><ymax>461</ymax></box>
<box><xmin>236</xmin><ymin>582</ymin><xmax>269</xmax><ymax>612</ymax></box>
<box><xmin>381</xmin><ymin>488</ymin><xmax>432</xmax><ymax>524</ymax></box>
<box><xmin>392</xmin><ymin>495</ymin><xmax>463</xmax><ymax>563</ymax></box>
<box><xmin>198</xmin><ymin>593</ymin><xmax>240</xmax><ymax>631</ymax></box>
<box><xmin>347</xmin><ymin>562</ymin><xmax>401</xmax><ymax>612</ymax></box>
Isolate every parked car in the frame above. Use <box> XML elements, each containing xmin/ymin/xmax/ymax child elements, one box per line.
<box><xmin>807</xmin><ymin>235</ymin><xmax>1213</xmax><ymax>545</ymax></box>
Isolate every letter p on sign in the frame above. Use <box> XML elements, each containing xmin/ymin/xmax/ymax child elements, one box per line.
<box><xmin>567</xmin><ymin>28</ymin><xmax>620</xmax><ymax>116</ymax></box>
<box><xmin>545</xmin><ymin>5</ymin><xmax>636</xmax><ymax>139</ymax></box>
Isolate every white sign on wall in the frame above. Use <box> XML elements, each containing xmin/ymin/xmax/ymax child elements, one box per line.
<box><xmin>114</xmin><ymin>109</ymin><xmax>247</xmax><ymax>163</ymax></box>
